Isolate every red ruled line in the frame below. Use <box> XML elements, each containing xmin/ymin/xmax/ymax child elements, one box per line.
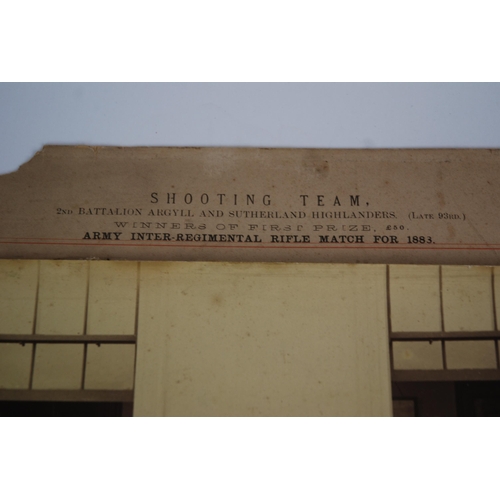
<box><xmin>0</xmin><ymin>240</ymin><xmax>500</xmax><ymax>251</ymax></box>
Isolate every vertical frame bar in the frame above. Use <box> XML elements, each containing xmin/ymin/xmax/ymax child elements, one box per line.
<box><xmin>29</xmin><ymin>260</ymin><xmax>41</xmax><ymax>389</ymax></box>
<box><xmin>80</xmin><ymin>261</ymin><xmax>91</xmax><ymax>389</ymax></box>
<box><xmin>492</xmin><ymin>267</ymin><xmax>500</xmax><ymax>369</ymax></box>
<box><xmin>439</xmin><ymin>265</ymin><xmax>447</xmax><ymax>369</ymax></box>
<box><xmin>132</xmin><ymin>261</ymin><xmax>141</xmax><ymax>393</ymax></box>
<box><xmin>386</xmin><ymin>265</ymin><xmax>394</xmax><ymax>371</ymax></box>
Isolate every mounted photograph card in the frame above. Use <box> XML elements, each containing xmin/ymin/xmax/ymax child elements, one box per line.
<box><xmin>0</xmin><ymin>146</ymin><xmax>499</xmax><ymax>265</ymax></box>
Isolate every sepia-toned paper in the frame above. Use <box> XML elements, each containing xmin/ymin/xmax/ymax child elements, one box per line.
<box><xmin>1</xmin><ymin>146</ymin><xmax>499</xmax><ymax>265</ymax></box>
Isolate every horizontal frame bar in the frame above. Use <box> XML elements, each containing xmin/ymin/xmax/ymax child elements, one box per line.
<box><xmin>0</xmin><ymin>389</ymin><xmax>134</xmax><ymax>402</ymax></box>
<box><xmin>391</xmin><ymin>331</ymin><xmax>500</xmax><ymax>341</ymax></box>
<box><xmin>0</xmin><ymin>334</ymin><xmax>136</xmax><ymax>344</ymax></box>
<box><xmin>392</xmin><ymin>369</ymin><xmax>500</xmax><ymax>382</ymax></box>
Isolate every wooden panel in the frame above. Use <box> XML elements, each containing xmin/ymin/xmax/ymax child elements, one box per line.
<box><xmin>0</xmin><ymin>260</ymin><xmax>38</xmax><ymax>389</ymax></box>
<box><xmin>392</xmin><ymin>341</ymin><xmax>443</xmax><ymax>370</ymax></box>
<box><xmin>494</xmin><ymin>267</ymin><xmax>500</xmax><ymax>328</ymax></box>
<box><xmin>445</xmin><ymin>340</ymin><xmax>497</xmax><ymax>369</ymax></box>
<box><xmin>0</xmin><ymin>344</ymin><xmax>32</xmax><ymax>389</ymax></box>
<box><xmin>32</xmin><ymin>261</ymin><xmax>88</xmax><ymax>389</ymax></box>
<box><xmin>391</xmin><ymin>331</ymin><xmax>500</xmax><ymax>340</ymax></box>
<box><xmin>84</xmin><ymin>345</ymin><xmax>135</xmax><ymax>390</ymax></box>
<box><xmin>87</xmin><ymin>261</ymin><xmax>138</xmax><ymax>335</ymax></box>
<box><xmin>32</xmin><ymin>345</ymin><xmax>84</xmax><ymax>389</ymax></box>
<box><xmin>0</xmin><ymin>389</ymin><xmax>133</xmax><ymax>402</ymax></box>
<box><xmin>0</xmin><ymin>260</ymin><xmax>38</xmax><ymax>333</ymax></box>
<box><xmin>0</xmin><ymin>334</ymin><xmax>136</xmax><ymax>344</ymax></box>
<box><xmin>35</xmin><ymin>260</ymin><xmax>88</xmax><ymax>335</ymax></box>
<box><xmin>442</xmin><ymin>266</ymin><xmax>494</xmax><ymax>332</ymax></box>
<box><xmin>84</xmin><ymin>261</ymin><xmax>137</xmax><ymax>390</ymax></box>
<box><xmin>134</xmin><ymin>262</ymin><xmax>392</xmax><ymax>417</ymax></box>
<box><xmin>393</xmin><ymin>369</ymin><xmax>500</xmax><ymax>382</ymax></box>
<box><xmin>389</xmin><ymin>265</ymin><xmax>441</xmax><ymax>332</ymax></box>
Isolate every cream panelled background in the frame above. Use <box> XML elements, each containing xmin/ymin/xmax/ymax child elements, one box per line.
<box><xmin>0</xmin><ymin>260</ymin><xmax>499</xmax><ymax>416</ymax></box>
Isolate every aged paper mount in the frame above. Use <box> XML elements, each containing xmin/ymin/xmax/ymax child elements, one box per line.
<box><xmin>0</xmin><ymin>146</ymin><xmax>499</xmax><ymax>265</ymax></box>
